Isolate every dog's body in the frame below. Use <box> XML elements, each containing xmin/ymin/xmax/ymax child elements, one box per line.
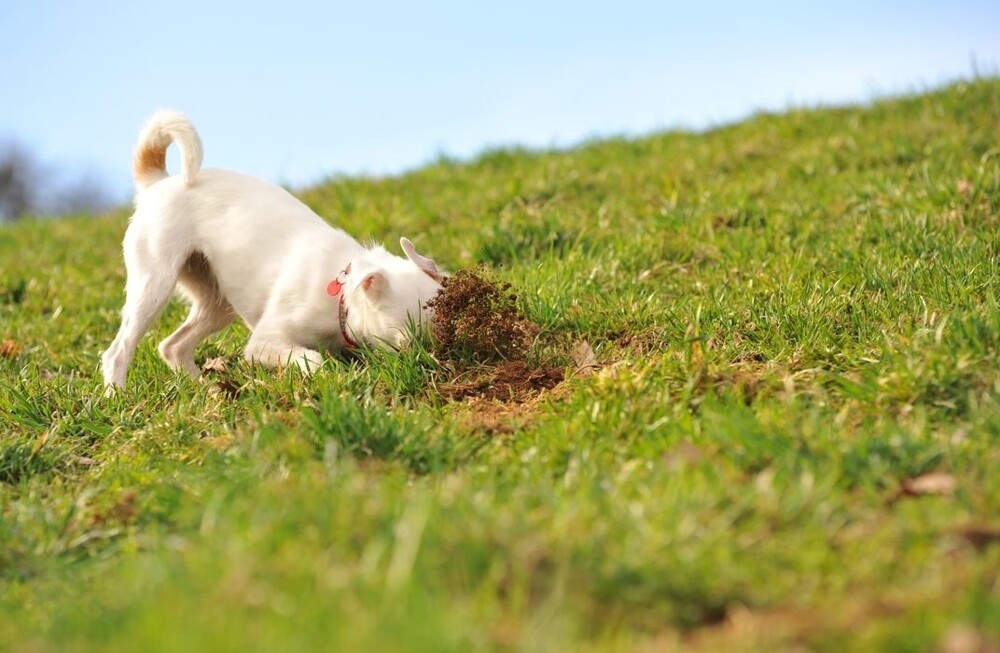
<box><xmin>102</xmin><ymin>110</ymin><xmax>443</xmax><ymax>390</ymax></box>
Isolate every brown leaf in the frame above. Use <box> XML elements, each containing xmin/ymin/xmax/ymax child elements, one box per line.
<box><xmin>571</xmin><ymin>340</ymin><xmax>600</xmax><ymax>375</ymax></box>
<box><xmin>939</xmin><ymin>624</ymin><xmax>999</xmax><ymax>653</ymax></box>
<box><xmin>209</xmin><ymin>379</ymin><xmax>243</xmax><ymax>400</ymax></box>
<box><xmin>956</xmin><ymin>525</ymin><xmax>1000</xmax><ymax>551</ymax></box>
<box><xmin>901</xmin><ymin>472</ymin><xmax>957</xmax><ymax>497</ymax></box>
<box><xmin>202</xmin><ymin>357</ymin><xmax>228</xmax><ymax>372</ymax></box>
<box><xmin>662</xmin><ymin>441</ymin><xmax>705</xmax><ymax>471</ymax></box>
<box><xmin>0</xmin><ymin>339</ymin><xmax>23</xmax><ymax>358</ymax></box>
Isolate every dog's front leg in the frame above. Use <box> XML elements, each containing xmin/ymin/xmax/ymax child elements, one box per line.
<box><xmin>158</xmin><ymin>300</ymin><xmax>236</xmax><ymax>378</ymax></box>
<box><xmin>243</xmin><ymin>334</ymin><xmax>324</xmax><ymax>374</ymax></box>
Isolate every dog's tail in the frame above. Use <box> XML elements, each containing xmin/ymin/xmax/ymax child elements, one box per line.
<box><xmin>133</xmin><ymin>109</ymin><xmax>203</xmax><ymax>191</ymax></box>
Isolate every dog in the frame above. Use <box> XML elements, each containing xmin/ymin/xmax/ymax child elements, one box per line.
<box><xmin>101</xmin><ymin>110</ymin><xmax>444</xmax><ymax>390</ymax></box>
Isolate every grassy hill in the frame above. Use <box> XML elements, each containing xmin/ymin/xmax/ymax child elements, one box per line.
<box><xmin>1</xmin><ymin>79</ymin><xmax>998</xmax><ymax>652</ymax></box>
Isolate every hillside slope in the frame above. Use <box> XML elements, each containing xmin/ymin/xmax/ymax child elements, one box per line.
<box><xmin>1</xmin><ymin>79</ymin><xmax>998</xmax><ymax>652</ymax></box>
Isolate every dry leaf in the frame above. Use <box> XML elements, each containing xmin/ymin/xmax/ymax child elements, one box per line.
<box><xmin>571</xmin><ymin>340</ymin><xmax>600</xmax><ymax>375</ymax></box>
<box><xmin>939</xmin><ymin>624</ymin><xmax>999</xmax><ymax>653</ymax></box>
<box><xmin>901</xmin><ymin>472</ymin><xmax>957</xmax><ymax>497</ymax></box>
<box><xmin>662</xmin><ymin>441</ymin><xmax>705</xmax><ymax>471</ymax></box>
<box><xmin>0</xmin><ymin>339</ymin><xmax>23</xmax><ymax>358</ymax></box>
<box><xmin>202</xmin><ymin>357</ymin><xmax>228</xmax><ymax>372</ymax></box>
<box><xmin>209</xmin><ymin>379</ymin><xmax>242</xmax><ymax>400</ymax></box>
<box><xmin>956</xmin><ymin>525</ymin><xmax>1000</xmax><ymax>551</ymax></box>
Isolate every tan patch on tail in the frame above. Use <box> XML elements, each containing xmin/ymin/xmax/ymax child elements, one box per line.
<box><xmin>134</xmin><ymin>144</ymin><xmax>167</xmax><ymax>183</ymax></box>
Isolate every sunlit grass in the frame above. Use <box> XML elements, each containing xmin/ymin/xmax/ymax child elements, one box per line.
<box><xmin>1</xmin><ymin>79</ymin><xmax>998</xmax><ymax>652</ymax></box>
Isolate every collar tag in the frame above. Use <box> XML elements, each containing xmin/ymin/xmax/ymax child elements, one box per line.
<box><xmin>326</xmin><ymin>262</ymin><xmax>352</xmax><ymax>297</ymax></box>
<box><xmin>328</xmin><ymin>262</ymin><xmax>358</xmax><ymax>349</ymax></box>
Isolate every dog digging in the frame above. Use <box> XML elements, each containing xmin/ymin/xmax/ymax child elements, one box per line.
<box><xmin>426</xmin><ymin>267</ymin><xmax>564</xmax><ymax>403</ymax></box>
<box><xmin>203</xmin><ymin>268</ymin><xmax>566</xmax><ymax>404</ymax></box>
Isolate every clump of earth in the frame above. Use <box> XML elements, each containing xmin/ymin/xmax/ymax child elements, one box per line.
<box><xmin>426</xmin><ymin>267</ymin><xmax>564</xmax><ymax>403</ymax></box>
<box><xmin>426</xmin><ymin>267</ymin><xmax>540</xmax><ymax>363</ymax></box>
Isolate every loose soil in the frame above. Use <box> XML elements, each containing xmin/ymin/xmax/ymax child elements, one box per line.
<box><xmin>427</xmin><ymin>267</ymin><xmax>565</xmax><ymax>407</ymax></box>
<box><xmin>438</xmin><ymin>360</ymin><xmax>564</xmax><ymax>403</ymax></box>
<box><xmin>427</xmin><ymin>267</ymin><xmax>539</xmax><ymax>363</ymax></box>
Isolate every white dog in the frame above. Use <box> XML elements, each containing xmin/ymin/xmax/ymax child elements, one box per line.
<box><xmin>102</xmin><ymin>110</ymin><xmax>444</xmax><ymax>390</ymax></box>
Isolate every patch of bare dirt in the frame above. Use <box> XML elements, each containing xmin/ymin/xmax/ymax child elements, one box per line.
<box><xmin>89</xmin><ymin>490</ymin><xmax>140</xmax><ymax>527</ymax></box>
<box><xmin>0</xmin><ymin>339</ymin><xmax>23</xmax><ymax>358</ymax></box>
<box><xmin>613</xmin><ymin>328</ymin><xmax>670</xmax><ymax>356</ymax></box>
<box><xmin>455</xmin><ymin>398</ymin><xmax>531</xmax><ymax>436</ymax></box>
<box><xmin>439</xmin><ymin>360</ymin><xmax>564</xmax><ymax>403</ymax></box>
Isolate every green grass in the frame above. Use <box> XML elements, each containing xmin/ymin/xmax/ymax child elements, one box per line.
<box><xmin>1</xmin><ymin>78</ymin><xmax>998</xmax><ymax>652</ymax></box>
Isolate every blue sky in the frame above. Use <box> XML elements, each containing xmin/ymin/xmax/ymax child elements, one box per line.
<box><xmin>1</xmin><ymin>1</ymin><xmax>998</xmax><ymax>201</ymax></box>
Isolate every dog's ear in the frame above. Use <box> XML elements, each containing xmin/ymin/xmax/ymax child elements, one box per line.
<box><xmin>359</xmin><ymin>270</ymin><xmax>387</xmax><ymax>301</ymax></box>
<box><xmin>401</xmin><ymin>237</ymin><xmax>444</xmax><ymax>282</ymax></box>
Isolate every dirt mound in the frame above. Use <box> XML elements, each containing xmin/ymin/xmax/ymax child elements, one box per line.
<box><xmin>426</xmin><ymin>268</ymin><xmax>565</xmax><ymax>405</ymax></box>
<box><xmin>426</xmin><ymin>267</ymin><xmax>539</xmax><ymax>363</ymax></box>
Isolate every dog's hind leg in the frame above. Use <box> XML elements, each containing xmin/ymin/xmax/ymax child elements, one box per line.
<box><xmin>157</xmin><ymin>253</ymin><xmax>235</xmax><ymax>377</ymax></box>
<box><xmin>102</xmin><ymin>268</ymin><xmax>179</xmax><ymax>390</ymax></box>
<box><xmin>101</xmin><ymin>229</ymin><xmax>186</xmax><ymax>391</ymax></box>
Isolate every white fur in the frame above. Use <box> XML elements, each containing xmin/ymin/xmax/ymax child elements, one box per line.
<box><xmin>101</xmin><ymin>110</ymin><xmax>443</xmax><ymax>390</ymax></box>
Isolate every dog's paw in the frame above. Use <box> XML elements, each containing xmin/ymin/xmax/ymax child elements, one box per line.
<box><xmin>294</xmin><ymin>348</ymin><xmax>324</xmax><ymax>375</ymax></box>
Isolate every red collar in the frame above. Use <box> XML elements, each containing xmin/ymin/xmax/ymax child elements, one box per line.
<box><xmin>326</xmin><ymin>262</ymin><xmax>359</xmax><ymax>349</ymax></box>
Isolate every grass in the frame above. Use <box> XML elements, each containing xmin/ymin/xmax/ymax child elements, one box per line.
<box><xmin>1</xmin><ymin>78</ymin><xmax>998</xmax><ymax>652</ymax></box>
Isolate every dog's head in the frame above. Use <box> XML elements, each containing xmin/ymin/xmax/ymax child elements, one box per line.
<box><xmin>340</xmin><ymin>238</ymin><xmax>445</xmax><ymax>349</ymax></box>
